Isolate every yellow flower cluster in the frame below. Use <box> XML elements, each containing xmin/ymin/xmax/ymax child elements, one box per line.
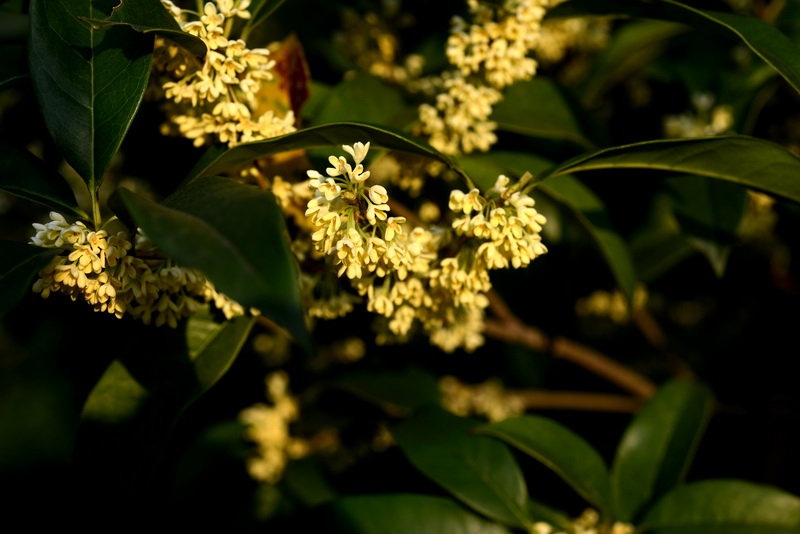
<box><xmin>531</xmin><ymin>509</ymin><xmax>635</xmax><ymax>534</ymax></box>
<box><xmin>447</xmin><ymin>0</ymin><xmax>549</xmax><ymax>90</ymax></box>
<box><xmin>575</xmin><ymin>285</ymin><xmax>648</xmax><ymax>324</ymax></box>
<box><xmin>440</xmin><ymin>376</ymin><xmax>525</xmax><ymax>422</ymax></box>
<box><xmin>663</xmin><ymin>93</ymin><xmax>733</xmax><ymax>139</ymax></box>
<box><xmin>31</xmin><ymin>212</ymin><xmax>244</xmax><ymax>327</ymax></box>
<box><xmin>300</xmin><ymin>144</ymin><xmax>547</xmax><ymax>353</ymax></box>
<box><xmin>239</xmin><ymin>372</ymin><xmax>309</xmax><ymax>484</ymax></box>
<box><xmin>153</xmin><ymin>0</ymin><xmax>296</xmax><ymax>147</ymax></box>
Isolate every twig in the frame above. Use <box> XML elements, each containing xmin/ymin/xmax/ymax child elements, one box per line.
<box><xmin>509</xmin><ymin>390</ymin><xmax>643</xmax><ymax>413</ymax></box>
<box><xmin>632</xmin><ymin>308</ymin><xmax>696</xmax><ymax>380</ymax></box>
<box><xmin>484</xmin><ymin>290</ymin><xmax>657</xmax><ymax>399</ymax></box>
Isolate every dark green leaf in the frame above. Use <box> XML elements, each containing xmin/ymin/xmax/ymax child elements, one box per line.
<box><xmin>110</xmin><ymin>178</ymin><xmax>311</xmax><ymax>353</ymax></box>
<box><xmin>664</xmin><ymin>176</ymin><xmax>748</xmax><ymax>277</ymax></box>
<box><xmin>539</xmin><ymin>175</ymin><xmax>638</xmax><ymax>303</ymax></box>
<box><xmin>0</xmin><ymin>42</ymin><xmax>27</xmax><ymax>91</ymax></box>
<box><xmin>243</xmin><ymin>0</ymin><xmax>289</xmax><ymax>39</ymax></box>
<box><xmin>492</xmin><ymin>78</ymin><xmax>595</xmax><ymax>149</ymax></box>
<box><xmin>29</xmin><ymin>0</ymin><xmax>154</xmax><ymax>193</ymax></box>
<box><xmin>334</xmin><ymin>366</ymin><xmax>440</xmax><ymax>415</ymax></box>
<box><xmin>0</xmin><ymin>143</ymin><xmax>85</xmax><ymax>218</ymax></box>
<box><xmin>640</xmin><ymin>479</ymin><xmax>800</xmax><ymax>533</ymax></box>
<box><xmin>311</xmin><ymin>73</ymin><xmax>409</xmax><ymax>128</ymax></box>
<box><xmin>476</xmin><ymin>415</ymin><xmax>613</xmax><ymax>516</ymax></box>
<box><xmin>629</xmin><ymin>194</ymin><xmax>694</xmax><ymax>282</ymax></box>
<box><xmin>538</xmin><ymin>136</ymin><xmax>800</xmax><ymax>204</ymax></box>
<box><xmin>284</xmin><ymin>458</ymin><xmax>338</xmax><ymax>507</ymax></box>
<box><xmin>550</xmin><ymin>0</ymin><xmax>800</xmax><ymax>95</ymax></box>
<box><xmin>185</xmin><ymin>122</ymin><xmax>469</xmax><ymax>186</ymax></box>
<box><xmin>576</xmin><ymin>19</ymin><xmax>688</xmax><ymax>104</ymax></box>
<box><xmin>326</xmin><ymin>494</ymin><xmax>511</xmax><ymax>534</ymax></box>
<box><xmin>80</xmin><ymin>360</ymin><xmax>147</xmax><ymax>423</ymax></box>
<box><xmin>392</xmin><ymin>408</ymin><xmax>531</xmax><ymax>528</ymax></box>
<box><xmin>81</xmin><ymin>0</ymin><xmax>207</xmax><ymax>60</ymax></box>
<box><xmin>527</xmin><ymin>499</ymin><xmax>575</xmax><ymax>532</ymax></box>
<box><xmin>456</xmin><ymin>151</ymin><xmax>553</xmax><ymax>191</ymax></box>
<box><xmin>0</xmin><ymin>240</ymin><xmax>58</xmax><ymax>317</ymax></box>
<box><xmin>611</xmin><ymin>380</ymin><xmax>714</xmax><ymax>522</ymax></box>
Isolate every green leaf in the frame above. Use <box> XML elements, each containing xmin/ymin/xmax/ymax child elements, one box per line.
<box><xmin>0</xmin><ymin>143</ymin><xmax>85</xmax><ymax>218</ymax></box>
<box><xmin>576</xmin><ymin>19</ymin><xmax>688</xmax><ymax>104</ymax></box>
<box><xmin>456</xmin><ymin>151</ymin><xmax>553</xmax><ymax>191</ymax></box>
<box><xmin>29</xmin><ymin>0</ymin><xmax>154</xmax><ymax>193</ymax></box>
<box><xmin>664</xmin><ymin>176</ymin><xmax>748</xmax><ymax>277</ymax></box>
<box><xmin>476</xmin><ymin>415</ymin><xmax>613</xmax><ymax>517</ymax></box>
<box><xmin>391</xmin><ymin>408</ymin><xmax>531</xmax><ymax>528</ymax></box>
<box><xmin>284</xmin><ymin>458</ymin><xmax>338</xmax><ymax>507</ymax></box>
<box><xmin>109</xmin><ymin>178</ymin><xmax>312</xmax><ymax>353</ymax></box>
<box><xmin>629</xmin><ymin>193</ymin><xmax>695</xmax><ymax>282</ymax></box>
<box><xmin>492</xmin><ymin>78</ymin><xmax>595</xmax><ymax>149</ymax></box>
<box><xmin>185</xmin><ymin>122</ymin><xmax>470</xmax><ymax>186</ymax></box>
<box><xmin>537</xmin><ymin>136</ymin><xmax>800</xmax><ymax>204</ymax></box>
<box><xmin>334</xmin><ymin>366</ymin><xmax>441</xmax><ymax>415</ymax></box>
<box><xmin>538</xmin><ymin>175</ymin><xmax>638</xmax><ymax>303</ymax></box>
<box><xmin>326</xmin><ymin>494</ymin><xmax>511</xmax><ymax>534</ymax></box>
<box><xmin>311</xmin><ymin>73</ymin><xmax>409</xmax><ymax>128</ymax></box>
<box><xmin>0</xmin><ymin>240</ymin><xmax>58</xmax><ymax>317</ymax></box>
<box><xmin>0</xmin><ymin>42</ymin><xmax>27</xmax><ymax>91</ymax></box>
<box><xmin>80</xmin><ymin>359</ymin><xmax>147</xmax><ymax>423</ymax></box>
<box><xmin>549</xmin><ymin>0</ymin><xmax>800</xmax><ymax>95</ymax></box>
<box><xmin>640</xmin><ymin>480</ymin><xmax>800</xmax><ymax>533</ymax></box>
<box><xmin>80</xmin><ymin>0</ymin><xmax>207</xmax><ymax>60</ymax></box>
<box><xmin>610</xmin><ymin>380</ymin><xmax>714</xmax><ymax>522</ymax></box>
<box><xmin>243</xmin><ymin>0</ymin><xmax>289</xmax><ymax>39</ymax></box>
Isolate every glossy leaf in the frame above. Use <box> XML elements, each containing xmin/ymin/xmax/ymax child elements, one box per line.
<box><xmin>537</xmin><ymin>136</ymin><xmax>800</xmax><ymax>204</ymax></box>
<box><xmin>311</xmin><ymin>73</ymin><xmax>409</xmax><ymax>128</ymax></box>
<box><xmin>640</xmin><ymin>480</ymin><xmax>800</xmax><ymax>533</ymax></box>
<box><xmin>476</xmin><ymin>415</ymin><xmax>613</xmax><ymax>516</ymax></box>
<box><xmin>539</xmin><ymin>175</ymin><xmax>638</xmax><ymax>303</ymax></box>
<box><xmin>185</xmin><ymin>122</ymin><xmax>469</xmax><ymax>186</ymax></box>
<box><xmin>326</xmin><ymin>494</ymin><xmax>511</xmax><ymax>534</ymax></box>
<box><xmin>0</xmin><ymin>143</ymin><xmax>85</xmax><ymax>218</ymax></box>
<box><xmin>492</xmin><ymin>78</ymin><xmax>595</xmax><ymax>149</ymax></box>
<box><xmin>29</xmin><ymin>0</ymin><xmax>154</xmax><ymax>193</ymax></box>
<box><xmin>334</xmin><ymin>366</ymin><xmax>440</xmax><ymax>415</ymax></box>
<box><xmin>664</xmin><ymin>176</ymin><xmax>748</xmax><ymax>277</ymax></box>
<box><xmin>81</xmin><ymin>0</ymin><xmax>207</xmax><ymax>60</ymax></box>
<box><xmin>550</xmin><ymin>0</ymin><xmax>800</xmax><ymax>95</ymax></box>
<box><xmin>0</xmin><ymin>240</ymin><xmax>58</xmax><ymax>317</ymax></box>
<box><xmin>611</xmin><ymin>380</ymin><xmax>714</xmax><ymax>522</ymax></box>
<box><xmin>110</xmin><ymin>178</ymin><xmax>311</xmax><ymax>353</ymax></box>
<box><xmin>391</xmin><ymin>408</ymin><xmax>531</xmax><ymax>528</ymax></box>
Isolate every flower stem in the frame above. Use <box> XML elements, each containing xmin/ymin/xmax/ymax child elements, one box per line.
<box><xmin>92</xmin><ymin>189</ymin><xmax>102</xmax><ymax>230</ymax></box>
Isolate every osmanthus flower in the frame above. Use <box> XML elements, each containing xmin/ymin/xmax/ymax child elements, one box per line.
<box><xmin>152</xmin><ymin>0</ymin><xmax>295</xmax><ymax>147</ymax></box>
<box><xmin>30</xmin><ymin>212</ymin><xmax>245</xmax><ymax>326</ymax></box>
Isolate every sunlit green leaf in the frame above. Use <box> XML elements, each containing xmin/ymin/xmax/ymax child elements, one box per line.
<box><xmin>29</xmin><ymin>0</ymin><xmax>154</xmax><ymax>193</ymax></box>
<box><xmin>325</xmin><ymin>494</ymin><xmax>512</xmax><ymax>534</ymax></box>
<box><xmin>640</xmin><ymin>480</ymin><xmax>800</xmax><ymax>533</ymax></box>
<box><xmin>0</xmin><ymin>240</ymin><xmax>58</xmax><ymax>317</ymax></box>
<box><xmin>550</xmin><ymin>0</ymin><xmax>800</xmax><ymax>95</ymax></box>
<box><xmin>0</xmin><ymin>143</ymin><xmax>85</xmax><ymax>218</ymax></box>
<box><xmin>611</xmin><ymin>380</ymin><xmax>714</xmax><ymax>522</ymax></box>
<box><xmin>185</xmin><ymin>122</ymin><xmax>469</xmax><ymax>186</ymax></box>
<box><xmin>110</xmin><ymin>178</ymin><xmax>311</xmax><ymax>353</ymax></box>
<box><xmin>477</xmin><ymin>415</ymin><xmax>613</xmax><ymax>517</ymax></box>
<box><xmin>664</xmin><ymin>176</ymin><xmax>748</xmax><ymax>277</ymax></box>
<box><xmin>335</xmin><ymin>366</ymin><xmax>440</xmax><ymax>415</ymax></box>
<box><xmin>537</xmin><ymin>136</ymin><xmax>800</xmax><ymax>204</ymax></box>
<box><xmin>492</xmin><ymin>78</ymin><xmax>595</xmax><ymax>149</ymax></box>
<box><xmin>392</xmin><ymin>408</ymin><xmax>531</xmax><ymax>528</ymax></box>
<box><xmin>81</xmin><ymin>0</ymin><xmax>207</xmax><ymax>60</ymax></box>
<box><xmin>539</xmin><ymin>175</ymin><xmax>638</xmax><ymax>303</ymax></box>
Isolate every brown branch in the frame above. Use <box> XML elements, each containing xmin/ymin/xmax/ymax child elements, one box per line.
<box><xmin>632</xmin><ymin>308</ymin><xmax>696</xmax><ymax>380</ymax></box>
<box><xmin>509</xmin><ymin>390</ymin><xmax>644</xmax><ymax>413</ymax></box>
<box><xmin>484</xmin><ymin>290</ymin><xmax>657</xmax><ymax>399</ymax></box>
